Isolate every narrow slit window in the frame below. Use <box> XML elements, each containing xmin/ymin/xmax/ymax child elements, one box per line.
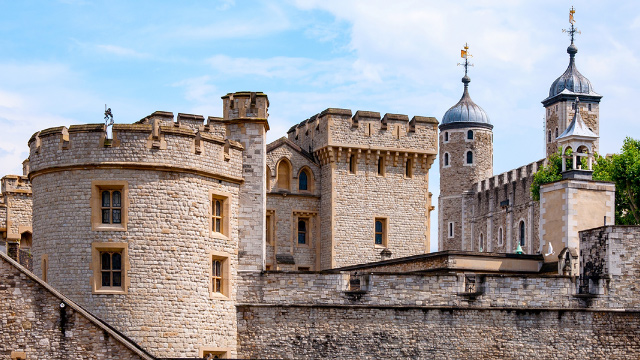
<box><xmin>377</xmin><ymin>156</ymin><xmax>385</xmax><ymax>176</ymax></box>
<box><xmin>466</xmin><ymin>151</ymin><xmax>473</xmax><ymax>164</ymax></box>
<box><xmin>520</xmin><ymin>221</ymin><xmax>526</xmax><ymax>247</ymax></box>
<box><xmin>444</xmin><ymin>131</ymin><xmax>449</xmax><ymax>142</ymax></box>
<box><xmin>405</xmin><ymin>158</ymin><xmax>413</xmax><ymax>178</ymax></box>
<box><xmin>444</xmin><ymin>153</ymin><xmax>449</xmax><ymax>166</ymax></box>
<box><xmin>212</xmin><ymin>259</ymin><xmax>222</xmax><ymax>294</ymax></box>
<box><xmin>212</xmin><ymin>198</ymin><xmax>223</xmax><ymax>233</ymax></box>
<box><xmin>349</xmin><ymin>155</ymin><xmax>357</xmax><ymax>174</ymax></box>
<box><xmin>298</xmin><ymin>219</ymin><xmax>308</xmax><ymax>245</ymax></box>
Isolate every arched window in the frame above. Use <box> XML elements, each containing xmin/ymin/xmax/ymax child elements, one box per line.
<box><xmin>266</xmin><ymin>166</ymin><xmax>271</xmax><ymax>190</ymax></box>
<box><xmin>298</xmin><ymin>219</ymin><xmax>308</xmax><ymax>244</ymax></box>
<box><xmin>466</xmin><ymin>151</ymin><xmax>473</xmax><ymax>164</ymax></box>
<box><xmin>349</xmin><ymin>154</ymin><xmax>357</xmax><ymax>174</ymax></box>
<box><xmin>498</xmin><ymin>227</ymin><xmax>504</xmax><ymax>246</ymax></box>
<box><xmin>405</xmin><ymin>158</ymin><xmax>413</xmax><ymax>178</ymax></box>
<box><xmin>444</xmin><ymin>132</ymin><xmax>449</xmax><ymax>142</ymax></box>
<box><xmin>444</xmin><ymin>153</ymin><xmax>449</xmax><ymax>166</ymax></box>
<box><xmin>548</xmin><ymin>130</ymin><xmax>551</xmax><ymax>143</ymax></box>
<box><xmin>299</xmin><ymin>170</ymin><xmax>308</xmax><ymax>191</ymax></box>
<box><xmin>277</xmin><ymin>160</ymin><xmax>291</xmax><ymax>190</ymax></box>
<box><xmin>467</xmin><ymin>130</ymin><xmax>474</xmax><ymax>140</ymax></box>
<box><xmin>519</xmin><ymin>221</ymin><xmax>525</xmax><ymax>247</ymax></box>
<box><xmin>374</xmin><ymin>219</ymin><xmax>387</xmax><ymax>246</ymax></box>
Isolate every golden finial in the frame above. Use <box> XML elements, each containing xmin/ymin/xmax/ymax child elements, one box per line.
<box><xmin>562</xmin><ymin>7</ymin><xmax>581</xmax><ymax>44</ymax></box>
<box><xmin>569</xmin><ymin>6</ymin><xmax>575</xmax><ymax>24</ymax></box>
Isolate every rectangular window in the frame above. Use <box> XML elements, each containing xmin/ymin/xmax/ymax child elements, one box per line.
<box><xmin>91</xmin><ymin>242</ymin><xmax>128</xmax><ymax>294</ymax></box>
<box><xmin>448</xmin><ymin>222</ymin><xmax>454</xmax><ymax>238</ymax></box>
<box><xmin>297</xmin><ymin>218</ymin><xmax>309</xmax><ymax>245</ymax></box>
<box><xmin>374</xmin><ymin>218</ymin><xmax>388</xmax><ymax>247</ymax></box>
<box><xmin>377</xmin><ymin>156</ymin><xmax>385</xmax><ymax>176</ymax></box>
<box><xmin>266</xmin><ymin>211</ymin><xmax>274</xmax><ymax>246</ymax></box>
<box><xmin>92</xmin><ymin>181</ymin><xmax>128</xmax><ymax>231</ymax></box>
<box><xmin>200</xmin><ymin>348</ymin><xmax>229</xmax><ymax>359</ymax></box>
<box><xmin>297</xmin><ymin>266</ymin><xmax>311</xmax><ymax>272</ymax></box>
<box><xmin>209</xmin><ymin>251</ymin><xmax>230</xmax><ymax>299</ymax></box>
<box><xmin>349</xmin><ymin>154</ymin><xmax>357</xmax><ymax>174</ymax></box>
<box><xmin>209</xmin><ymin>190</ymin><xmax>231</xmax><ymax>238</ymax></box>
<box><xmin>405</xmin><ymin>158</ymin><xmax>413</xmax><ymax>178</ymax></box>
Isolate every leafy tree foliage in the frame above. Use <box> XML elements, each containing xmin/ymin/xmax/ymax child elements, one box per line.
<box><xmin>531</xmin><ymin>137</ymin><xmax>640</xmax><ymax>225</ymax></box>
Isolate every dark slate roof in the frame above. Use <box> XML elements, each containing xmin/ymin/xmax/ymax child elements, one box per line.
<box><xmin>548</xmin><ymin>44</ymin><xmax>600</xmax><ymax>99</ymax></box>
<box><xmin>441</xmin><ymin>75</ymin><xmax>491</xmax><ymax>125</ymax></box>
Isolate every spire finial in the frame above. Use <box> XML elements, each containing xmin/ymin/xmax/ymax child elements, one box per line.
<box><xmin>562</xmin><ymin>6</ymin><xmax>581</xmax><ymax>45</ymax></box>
<box><xmin>457</xmin><ymin>43</ymin><xmax>474</xmax><ymax>86</ymax></box>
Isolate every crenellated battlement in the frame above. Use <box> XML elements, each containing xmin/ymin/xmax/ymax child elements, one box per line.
<box><xmin>27</xmin><ymin>111</ymin><xmax>246</xmax><ymax>184</ymax></box>
<box><xmin>286</xmin><ymin>108</ymin><xmax>439</xmax><ymax>157</ymax></box>
<box><xmin>1</xmin><ymin>175</ymin><xmax>31</xmax><ymax>195</ymax></box>
<box><xmin>473</xmin><ymin>158</ymin><xmax>547</xmax><ymax>194</ymax></box>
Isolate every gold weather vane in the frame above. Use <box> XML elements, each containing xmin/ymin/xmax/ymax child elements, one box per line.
<box><xmin>562</xmin><ymin>6</ymin><xmax>581</xmax><ymax>44</ymax></box>
<box><xmin>457</xmin><ymin>43</ymin><xmax>474</xmax><ymax>76</ymax></box>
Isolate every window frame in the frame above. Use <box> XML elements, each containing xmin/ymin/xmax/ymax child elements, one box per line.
<box><xmin>498</xmin><ymin>227</ymin><xmax>504</xmax><ymax>247</ymax></box>
<box><xmin>443</xmin><ymin>152</ymin><xmax>450</xmax><ymax>167</ymax></box>
<box><xmin>41</xmin><ymin>254</ymin><xmax>48</xmax><ymax>282</ymax></box>
<box><xmin>467</xmin><ymin>130</ymin><xmax>474</xmax><ymax>140</ymax></box>
<box><xmin>266</xmin><ymin>210</ymin><xmax>275</xmax><ymax>246</ymax></box>
<box><xmin>519</xmin><ymin>220</ymin><xmax>526</xmax><ymax>247</ymax></box>
<box><xmin>443</xmin><ymin>131</ymin><xmax>449</xmax><ymax>143</ymax></box>
<box><xmin>349</xmin><ymin>154</ymin><xmax>357</xmax><ymax>175</ymax></box>
<box><xmin>374</xmin><ymin>217</ymin><xmax>388</xmax><ymax>247</ymax></box>
<box><xmin>276</xmin><ymin>158</ymin><xmax>292</xmax><ymax>191</ymax></box>
<box><xmin>91</xmin><ymin>242</ymin><xmax>129</xmax><ymax>294</ymax></box>
<box><xmin>200</xmin><ymin>347</ymin><xmax>230</xmax><ymax>359</ymax></box>
<box><xmin>209</xmin><ymin>190</ymin><xmax>231</xmax><ymax>239</ymax></box>
<box><xmin>91</xmin><ymin>181</ymin><xmax>128</xmax><ymax>232</ymax></box>
<box><xmin>448</xmin><ymin>222</ymin><xmax>454</xmax><ymax>238</ymax></box>
<box><xmin>209</xmin><ymin>250</ymin><xmax>231</xmax><ymax>299</ymax></box>
<box><xmin>404</xmin><ymin>158</ymin><xmax>413</xmax><ymax>178</ymax></box>
<box><xmin>377</xmin><ymin>155</ymin><xmax>386</xmax><ymax>177</ymax></box>
<box><xmin>297</xmin><ymin>217</ymin><xmax>309</xmax><ymax>246</ymax></box>
<box><xmin>297</xmin><ymin>167</ymin><xmax>314</xmax><ymax>192</ymax></box>
<box><xmin>465</xmin><ymin>151</ymin><xmax>474</xmax><ymax>165</ymax></box>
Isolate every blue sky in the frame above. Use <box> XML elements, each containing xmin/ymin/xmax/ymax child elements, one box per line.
<box><xmin>1</xmin><ymin>1</ymin><xmax>639</xmax><ymax>251</ymax></box>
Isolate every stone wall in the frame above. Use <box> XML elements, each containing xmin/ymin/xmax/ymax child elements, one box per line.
<box><xmin>0</xmin><ymin>251</ymin><xmax>151</xmax><ymax>360</ymax></box>
<box><xmin>237</xmin><ymin>305</ymin><xmax>640</xmax><ymax>359</ymax></box>
<box><xmin>466</xmin><ymin>159</ymin><xmax>544</xmax><ymax>254</ymax></box>
<box><xmin>580</xmin><ymin>226</ymin><xmax>640</xmax><ymax>308</ymax></box>
<box><xmin>28</xmin><ymin>114</ymin><xmax>245</xmax><ymax>358</ymax></box>
<box><xmin>545</xmin><ymin>100</ymin><xmax>600</xmax><ymax>157</ymax></box>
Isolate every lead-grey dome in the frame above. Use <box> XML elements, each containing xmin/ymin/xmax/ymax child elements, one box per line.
<box><xmin>548</xmin><ymin>44</ymin><xmax>597</xmax><ymax>98</ymax></box>
<box><xmin>442</xmin><ymin>76</ymin><xmax>491</xmax><ymax>125</ymax></box>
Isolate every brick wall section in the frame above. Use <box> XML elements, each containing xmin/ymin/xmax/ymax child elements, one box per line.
<box><xmin>237</xmin><ymin>305</ymin><xmax>640</xmax><ymax>359</ymax></box>
<box><xmin>0</xmin><ymin>252</ymin><xmax>150</xmax><ymax>360</ymax></box>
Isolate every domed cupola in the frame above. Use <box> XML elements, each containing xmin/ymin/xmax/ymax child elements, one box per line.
<box><xmin>441</xmin><ymin>74</ymin><xmax>491</xmax><ymax>126</ymax></box>
<box><xmin>548</xmin><ymin>43</ymin><xmax>598</xmax><ymax>98</ymax></box>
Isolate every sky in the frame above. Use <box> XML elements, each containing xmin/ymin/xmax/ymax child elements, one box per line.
<box><xmin>1</xmin><ymin>1</ymin><xmax>639</xmax><ymax>252</ymax></box>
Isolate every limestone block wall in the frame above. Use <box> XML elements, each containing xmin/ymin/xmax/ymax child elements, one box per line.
<box><xmin>1</xmin><ymin>176</ymin><xmax>32</xmax><ymax>242</ymax></box>
<box><xmin>237</xmin><ymin>271</ymin><xmax>578</xmax><ymax>309</ymax></box>
<box><xmin>0</xmin><ymin>252</ymin><xmax>151</xmax><ymax>360</ymax></box>
<box><xmin>237</xmin><ymin>305</ymin><xmax>640</xmax><ymax>359</ymax></box>
<box><xmin>331</xmin><ymin>152</ymin><xmax>430</xmax><ymax>267</ymax></box>
<box><xmin>580</xmin><ymin>226</ymin><xmax>640</xmax><ymax>308</ymax></box>
<box><xmin>28</xmin><ymin>122</ymin><xmax>243</xmax><ymax>358</ymax></box>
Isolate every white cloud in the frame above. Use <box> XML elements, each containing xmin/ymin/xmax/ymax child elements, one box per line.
<box><xmin>95</xmin><ymin>44</ymin><xmax>151</xmax><ymax>59</ymax></box>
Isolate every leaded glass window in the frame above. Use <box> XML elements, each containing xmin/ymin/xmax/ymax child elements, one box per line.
<box><xmin>101</xmin><ymin>190</ymin><xmax>122</xmax><ymax>224</ymax></box>
<box><xmin>212</xmin><ymin>259</ymin><xmax>222</xmax><ymax>293</ymax></box>
<box><xmin>298</xmin><ymin>219</ymin><xmax>307</xmax><ymax>244</ymax></box>
<box><xmin>100</xmin><ymin>251</ymin><xmax>122</xmax><ymax>288</ymax></box>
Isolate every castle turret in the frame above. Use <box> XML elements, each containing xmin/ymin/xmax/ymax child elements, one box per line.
<box><xmin>26</xmin><ymin>93</ymin><xmax>265</xmax><ymax>358</ymax></box>
<box><xmin>439</xmin><ymin>44</ymin><xmax>493</xmax><ymax>251</ymax></box>
<box><xmin>542</xmin><ymin>8</ymin><xmax>601</xmax><ymax>157</ymax></box>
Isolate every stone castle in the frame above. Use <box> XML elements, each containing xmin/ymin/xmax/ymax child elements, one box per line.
<box><xmin>1</xmin><ymin>13</ymin><xmax>640</xmax><ymax>360</ymax></box>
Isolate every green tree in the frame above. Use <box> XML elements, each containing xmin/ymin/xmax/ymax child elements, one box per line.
<box><xmin>530</xmin><ymin>137</ymin><xmax>640</xmax><ymax>225</ymax></box>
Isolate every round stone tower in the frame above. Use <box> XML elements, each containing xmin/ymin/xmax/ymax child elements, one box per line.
<box><xmin>27</xmin><ymin>92</ymin><xmax>269</xmax><ymax>359</ymax></box>
<box><xmin>438</xmin><ymin>51</ymin><xmax>493</xmax><ymax>251</ymax></box>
